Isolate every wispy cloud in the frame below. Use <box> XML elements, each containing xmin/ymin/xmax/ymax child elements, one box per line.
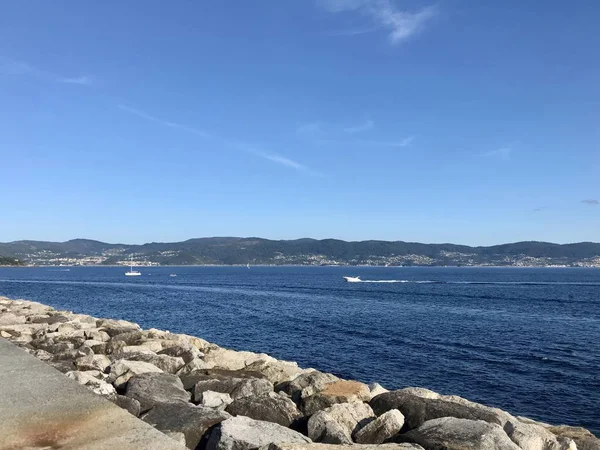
<box><xmin>0</xmin><ymin>58</ymin><xmax>94</xmax><ymax>86</ymax></box>
<box><xmin>481</xmin><ymin>147</ymin><xmax>511</xmax><ymax>160</ymax></box>
<box><xmin>232</xmin><ymin>142</ymin><xmax>323</xmax><ymax>176</ymax></box>
<box><xmin>120</xmin><ymin>105</ymin><xmax>319</xmax><ymax>176</ymax></box>
<box><xmin>118</xmin><ymin>105</ymin><xmax>212</xmax><ymax>140</ymax></box>
<box><xmin>358</xmin><ymin>136</ymin><xmax>414</xmax><ymax>147</ymax></box>
<box><xmin>581</xmin><ymin>199</ymin><xmax>599</xmax><ymax>206</ymax></box>
<box><xmin>344</xmin><ymin>119</ymin><xmax>374</xmax><ymax>134</ymax></box>
<box><xmin>296</xmin><ymin>122</ymin><xmax>322</xmax><ymax>135</ymax></box>
<box><xmin>60</xmin><ymin>76</ymin><xmax>94</xmax><ymax>86</ymax></box>
<box><xmin>319</xmin><ymin>0</ymin><xmax>437</xmax><ymax>44</ymax></box>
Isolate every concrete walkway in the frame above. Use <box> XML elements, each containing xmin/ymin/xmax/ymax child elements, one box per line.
<box><xmin>0</xmin><ymin>338</ymin><xmax>187</xmax><ymax>450</ymax></box>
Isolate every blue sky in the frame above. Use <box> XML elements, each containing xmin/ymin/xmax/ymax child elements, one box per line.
<box><xmin>1</xmin><ymin>0</ymin><xmax>598</xmax><ymax>245</ymax></box>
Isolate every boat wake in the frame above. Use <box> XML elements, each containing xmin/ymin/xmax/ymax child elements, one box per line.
<box><xmin>348</xmin><ymin>279</ymin><xmax>600</xmax><ymax>286</ymax></box>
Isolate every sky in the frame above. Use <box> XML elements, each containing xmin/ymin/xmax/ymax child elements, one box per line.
<box><xmin>0</xmin><ymin>0</ymin><xmax>599</xmax><ymax>246</ymax></box>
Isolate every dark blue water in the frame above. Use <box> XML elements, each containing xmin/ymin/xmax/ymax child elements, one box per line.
<box><xmin>0</xmin><ymin>266</ymin><xmax>598</xmax><ymax>434</ymax></box>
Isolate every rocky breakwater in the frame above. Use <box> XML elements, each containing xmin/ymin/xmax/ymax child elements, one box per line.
<box><xmin>0</xmin><ymin>296</ymin><xmax>598</xmax><ymax>450</ymax></box>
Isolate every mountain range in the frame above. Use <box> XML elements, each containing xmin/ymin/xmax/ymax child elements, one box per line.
<box><xmin>1</xmin><ymin>238</ymin><xmax>600</xmax><ymax>267</ymax></box>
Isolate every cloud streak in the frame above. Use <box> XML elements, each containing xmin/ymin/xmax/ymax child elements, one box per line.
<box><xmin>344</xmin><ymin>119</ymin><xmax>374</xmax><ymax>133</ymax></box>
<box><xmin>0</xmin><ymin>58</ymin><xmax>94</xmax><ymax>86</ymax></box>
<box><xmin>120</xmin><ymin>105</ymin><xmax>319</xmax><ymax>175</ymax></box>
<box><xmin>118</xmin><ymin>105</ymin><xmax>212</xmax><ymax>140</ymax></box>
<box><xmin>319</xmin><ymin>0</ymin><xmax>437</xmax><ymax>44</ymax></box>
<box><xmin>232</xmin><ymin>141</ymin><xmax>323</xmax><ymax>176</ymax></box>
<box><xmin>481</xmin><ymin>147</ymin><xmax>511</xmax><ymax>160</ymax></box>
<box><xmin>581</xmin><ymin>199</ymin><xmax>599</xmax><ymax>206</ymax></box>
<box><xmin>296</xmin><ymin>122</ymin><xmax>322</xmax><ymax>135</ymax></box>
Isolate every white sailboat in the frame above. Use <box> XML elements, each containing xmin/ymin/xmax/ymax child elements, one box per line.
<box><xmin>125</xmin><ymin>255</ymin><xmax>141</xmax><ymax>277</ymax></box>
<box><xmin>247</xmin><ymin>262</ymin><xmax>250</xmax><ymax>269</ymax></box>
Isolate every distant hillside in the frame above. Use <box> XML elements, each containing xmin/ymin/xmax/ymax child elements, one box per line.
<box><xmin>0</xmin><ymin>256</ymin><xmax>24</xmax><ymax>266</ymax></box>
<box><xmin>0</xmin><ymin>238</ymin><xmax>599</xmax><ymax>267</ymax></box>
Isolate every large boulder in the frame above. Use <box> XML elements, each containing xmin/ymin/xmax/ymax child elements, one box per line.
<box><xmin>545</xmin><ymin>425</ymin><xmax>600</xmax><ymax>450</ymax></box>
<box><xmin>193</xmin><ymin>377</ymin><xmax>273</xmax><ymax>402</ymax></box>
<box><xmin>180</xmin><ymin>369</ymin><xmax>268</xmax><ymax>390</ymax></box>
<box><xmin>124</xmin><ymin>372</ymin><xmax>191</xmax><ymax>412</ymax></box>
<box><xmin>276</xmin><ymin>371</ymin><xmax>339</xmax><ymax>403</ymax></box>
<box><xmin>244</xmin><ymin>359</ymin><xmax>306</xmax><ymax>384</ymax></box>
<box><xmin>0</xmin><ymin>312</ymin><xmax>26</xmax><ymax>325</ymax></box>
<box><xmin>142</xmin><ymin>402</ymin><xmax>230</xmax><ymax>450</ymax></box>
<box><xmin>127</xmin><ymin>352</ymin><xmax>186</xmax><ymax>373</ymax></box>
<box><xmin>205</xmin><ymin>416</ymin><xmax>311</xmax><ymax>450</ymax></box>
<box><xmin>96</xmin><ymin>318</ymin><xmax>141</xmax><ymax>337</ymax></box>
<box><xmin>225</xmin><ymin>392</ymin><xmax>302</xmax><ymax>427</ymax></box>
<box><xmin>203</xmin><ymin>348</ymin><xmax>277</xmax><ymax>371</ymax></box>
<box><xmin>370</xmin><ymin>388</ymin><xmax>510</xmax><ymax>430</ymax></box>
<box><xmin>109</xmin><ymin>394</ymin><xmax>142</xmax><ymax>417</ymax></box>
<box><xmin>261</xmin><ymin>444</ymin><xmax>424</xmax><ymax>450</ymax></box>
<box><xmin>301</xmin><ymin>380</ymin><xmax>371</xmax><ymax>416</ymax></box>
<box><xmin>307</xmin><ymin>402</ymin><xmax>375</xmax><ymax>444</ymax></box>
<box><xmin>503</xmin><ymin>419</ymin><xmax>577</xmax><ymax>450</ymax></box>
<box><xmin>75</xmin><ymin>354</ymin><xmax>111</xmax><ymax>372</ymax></box>
<box><xmin>355</xmin><ymin>409</ymin><xmax>405</xmax><ymax>444</ymax></box>
<box><xmin>159</xmin><ymin>343</ymin><xmax>203</xmax><ymax>363</ymax></box>
<box><xmin>199</xmin><ymin>391</ymin><xmax>234</xmax><ymax>410</ymax></box>
<box><xmin>107</xmin><ymin>359</ymin><xmax>163</xmax><ymax>388</ymax></box>
<box><xmin>65</xmin><ymin>370</ymin><xmax>116</xmax><ymax>396</ymax></box>
<box><xmin>398</xmin><ymin>417</ymin><xmax>521</xmax><ymax>450</ymax></box>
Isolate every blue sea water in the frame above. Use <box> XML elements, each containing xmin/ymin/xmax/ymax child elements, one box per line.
<box><xmin>0</xmin><ymin>266</ymin><xmax>598</xmax><ymax>435</ymax></box>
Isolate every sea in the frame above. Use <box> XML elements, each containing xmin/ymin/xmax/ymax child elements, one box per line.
<box><xmin>0</xmin><ymin>266</ymin><xmax>598</xmax><ymax>435</ymax></box>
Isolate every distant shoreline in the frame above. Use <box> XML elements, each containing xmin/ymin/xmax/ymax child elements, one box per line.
<box><xmin>2</xmin><ymin>264</ymin><xmax>598</xmax><ymax>269</ymax></box>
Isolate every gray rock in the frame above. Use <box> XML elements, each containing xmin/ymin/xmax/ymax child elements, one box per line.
<box><xmin>125</xmin><ymin>372</ymin><xmax>191</xmax><ymax>412</ymax></box>
<box><xmin>261</xmin><ymin>444</ymin><xmax>424</xmax><ymax>450</ymax></box>
<box><xmin>107</xmin><ymin>359</ymin><xmax>163</xmax><ymax>388</ymax></box>
<box><xmin>165</xmin><ymin>431</ymin><xmax>188</xmax><ymax>446</ymax></box>
<box><xmin>47</xmin><ymin>358</ymin><xmax>77</xmax><ymax>373</ymax></box>
<box><xmin>398</xmin><ymin>417</ymin><xmax>521</xmax><ymax>450</ymax></box>
<box><xmin>203</xmin><ymin>348</ymin><xmax>277</xmax><ymax>371</ymax></box>
<box><xmin>301</xmin><ymin>380</ymin><xmax>371</xmax><ymax>415</ymax></box>
<box><xmin>110</xmin><ymin>394</ymin><xmax>142</xmax><ymax>417</ymax></box>
<box><xmin>244</xmin><ymin>360</ymin><xmax>305</xmax><ymax>384</ymax></box>
<box><xmin>205</xmin><ymin>416</ymin><xmax>311</xmax><ymax>450</ymax></box>
<box><xmin>75</xmin><ymin>354</ymin><xmax>112</xmax><ymax>372</ymax></box>
<box><xmin>307</xmin><ymin>402</ymin><xmax>375</xmax><ymax>444</ymax></box>
<box><xmin>177</xmin><ymin>358</ymin><xmax>210</xmax><ymax>376</ymax></box>
<box><xmin>370</xmin><ymin>388</ymin><xmax>510</xmax><ymax>430</ymax></box>
<box><xmin>368</xmin><ymin>382</ymin><xmax>389</xmax><ymax>397</ymax></box>
<box><xmin>225</xmin><ymin>392</ymin><xmax>302</xmax><ymax>427</ymax></box>
<box><xmin>504</xmin><ymin>419</ymin><xmax>577</xmax><ymax>450</ymax></box>
<box><xmin>180</xmin><ymin>368</ymin><xmax>268</xmax><ymax>390</ymax></box>
<box><xmin>142</xmin><ymin>402</ymin><xmax>230</xmax><ymax>450</ymax></box>
<box><xmin>111</xmin><ymin>330</ymin><xmax>147</xmax><ymax>345</ymax></box>
<box><xmin>96</xmin><ymin>318</ymin><xmax>141</xmax><ymax>337</ymax></box>
<box><xmin>30</xmin><ymin>314</ymin><xmax>70</xmax><ymax>324</ymax></box>
<box><xmin>199</xmin><ymin>391</ymin><xmax>234</xmax><ymax>410</ymax></box>
<box><xmin>0</xmin><ymin>312</ymin><xmax>26</xmax><ymax>325</ymax></box>
<box><xmin>128</xmin><ymin>353</ymin><xmax>186</xmax><ymax>374</ymax></box>
<box><xmin>65</xmin><ymin>370</ymin><xmax>116</xmax><ymax>396</ymax></box>
<box><xmin>276</xmin><ymin>371</ymin><xmax>339</xmax><ymax>403</ymax></box>
<box><xmin>355</xmin><ymin>409</ymin><xmax>405</xmax><ymax>444</ymax></box>
<box><xmin>159</xmin><ymin>343</ymin><xmax>203</xmax><ymax>363</ymax></box>
<box><xmin>544</xmin><ymin>424</ymin><xmax>600</xmax><ymax>450</ymax></box>
<box><xmin>31</xmin><ymin>349</ymin><xmax>54</xmax><ymax>361</ymax></box>
<box><xmin>193</xmin><ymin>377</ymin><xmax>273</xmax><ymax>402</ymax></box>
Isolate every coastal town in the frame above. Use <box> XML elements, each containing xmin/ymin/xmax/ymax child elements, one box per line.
<box><xmin>5</xmin><ymin>246</ymin><xmax>600</xmax><ymax>268</ymax></box>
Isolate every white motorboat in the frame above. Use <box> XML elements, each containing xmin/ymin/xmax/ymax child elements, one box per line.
<box><xmin>343</xmin><ymin>276</ymin><xmax>361</xmax><ymax>283</ymax></box>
